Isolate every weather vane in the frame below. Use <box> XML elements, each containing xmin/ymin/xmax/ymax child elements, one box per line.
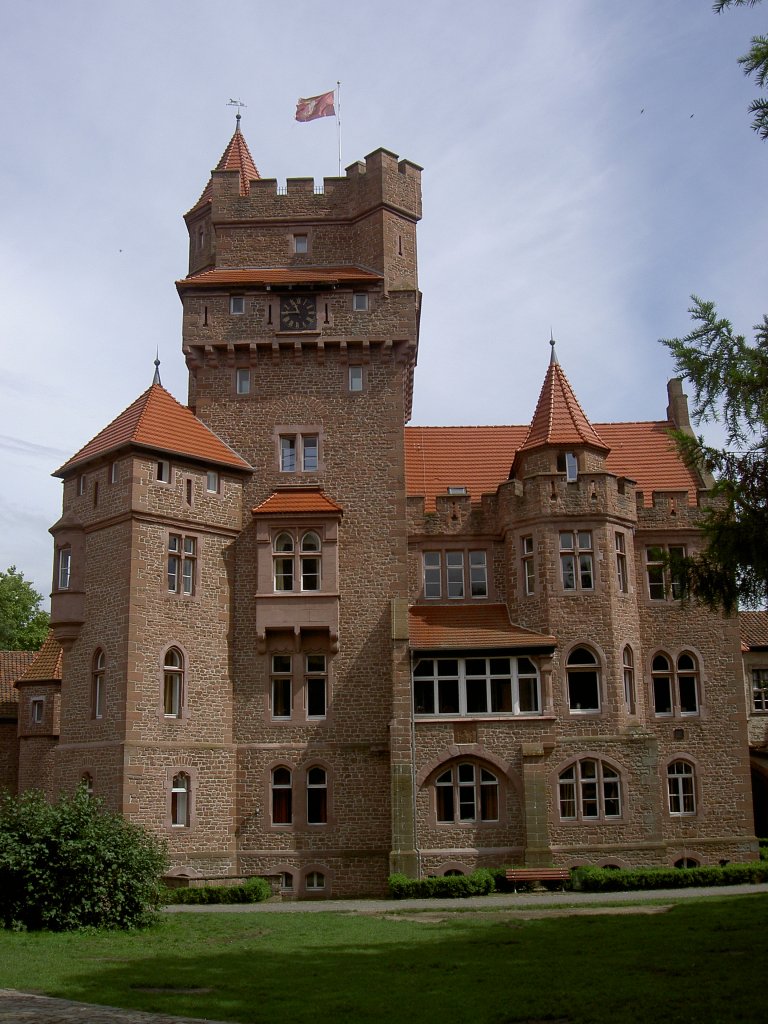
<box><xmin>227</xmin><ymin>98</ymin><xmax>247</xmax><ymax>119</ymax></box>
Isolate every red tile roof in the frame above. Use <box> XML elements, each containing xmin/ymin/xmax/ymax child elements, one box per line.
<box><xmin>0</xmin><ymin>650</ymin><xmax>36</xmax><ymax>709</ymax></box>
<box><xmin>189</xmin><ymin>122</ymin><xmax>260</xmax><ymax>211</ymax></box>
<box><xmin>409</xmin><ymin>604</ymin><xmax>556</xmax><ymax>650</ymax></box>
<box><xmin>741</xmin><ymin>611</ymin><xmax>768</xmax><ymax>650</ymax></box>
<box><xmin>517</xmin><ymin>351</ymin><xmax>609</xmax><ymax>457</ymax></box>
<box><xmin>252</xmin><ymin>488</ymin><xmax>343</xmax><ymax>516</ymax></box>
<box><xmin>405</xmin><ymin>420</ymin><xmax>700</xmax><ymax>510</ymax></box>
<box><xmin>55</xmin><ymin>384</ymin><xmax>251</xmax><ymax>476</ymax></box>
<box><xmin>177</xmin><ymin>266</ymin><xmax>383</xmax><ymax>293</ymax></box>
<box><xmin>16</xmin><ymin>633</ymin><xmax>62</xmax><ymax>684</ymax></box>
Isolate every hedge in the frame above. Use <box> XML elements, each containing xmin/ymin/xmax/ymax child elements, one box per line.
<box><xmin>388</xmin><ymin>869</ymin><xmax>495</xmax><ymax>899</ymax></box>
<box><xmin>571</xmin><ymin>861</ymin><xmax>768</xmax><ymax>893</ymax></box>
<box><xmin>162</xmin><ymin>876</ymin><xmax>272</xmax><ymax>905</ymax></box>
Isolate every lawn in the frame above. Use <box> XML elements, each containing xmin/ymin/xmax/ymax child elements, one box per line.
<box><xmin>0</xmin><ymin>895</ymin><xmax>765</xmax><ymax>1023</ymax></box>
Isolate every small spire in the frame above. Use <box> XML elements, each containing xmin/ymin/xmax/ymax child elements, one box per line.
<box><xmin>549</xmin><ymin>329</ymin><xmax>558</xmax><ymax>365</ymax></box>
<box><xmin>153</xmin><ymin>350</ymin><xmax>162</xmax><ymax>386</ymax></box>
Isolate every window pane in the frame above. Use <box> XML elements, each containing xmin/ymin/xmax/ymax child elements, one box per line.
<box><xmin>561</xmin><ymin>553</ymin><xmax>576</xmax><ymax>590</ymax></box>
<box><xmin>465</xmin><ymin>677</ymin><xmax>488</xmax><ymax>714</ymax></box>
<box><xmin>423</xmin><ymin>552</ymin><xmax>441</xmax><ymax>599</ymax></box>
<box><xmin>307</xmin><ymin>677</ymin><xmax>326</xmax><ymax>717</ymax></box>
<box><xmin>437</xmin><ymin>679</ymin><xmax>460</xmax><ymax>714</ymax></box>
<box><xmin>491</xmin><ymin>678</ymin><xmax>512</xmax><ymax>713</ymax></box>
<box><xmin>654</xmin><ymin>677</ymin><xmax>672</xmax><ymax>714</ymax></box>
<box><xmin>446</xmin><ymin>552</ymin><xmax>464</xmax><ymax>599</ymax></box>
<box><xmin>302</xmin><ymin>435</ymin><xmax>319</xmax><ymax>471</ymax></box>
<box><xmin>517</xmin><ymin>676</ymin><xmax>539</xmax><ymax>713</ymax></box>
<box><xmin>469</xmin><ymin>551</ymin><xmax>488</xmax><ymax>597</ymax></box>
<box><xmin>679</xmin><ymin>675</ymin><xmax>698</xmax><ymax>714</ymax></box>
<box><xmin>301</xmin><ymin>556</ymin><xmax>320</xmax><ymax>591</ymax></box>
<box><xmin>272</xmin><ymin>677</ymin><xmax>291</xmax><ymax>718</ymax></box>
<box><xmin>414</xmin><ymin>680</ymin><xmax>434</xmax><ymax>715</ymax></box>
<box><xmin>568</xmin><ymin>671</ymin><xmax>599</xmax><ymax>711</ymax></box>
<box><xmin>436</xmin><ymin>783</ymin><xmax>454</xmax><ymax>822</ymax></box>
<box><xmin>280</xmin><ymin>437</ymin><xmax>296</xmax><ymax>472</ymax></box>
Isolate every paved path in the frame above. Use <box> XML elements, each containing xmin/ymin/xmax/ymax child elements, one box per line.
<box><xmin>2</xmin><ymin>883</ymin><xmax>766</xmax><ymax>1023</ymax></box>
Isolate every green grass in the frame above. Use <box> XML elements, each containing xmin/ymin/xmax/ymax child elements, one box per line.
<box><xmin>0</xmin><ymin>895</ymin><xmax>765</xmax><ymax>1023</ymax></box>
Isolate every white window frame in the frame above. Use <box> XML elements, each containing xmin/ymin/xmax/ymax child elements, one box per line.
<box><xmin>566</xmin><ymin>647</ymin><xmax>601</xmax><ymax>713</ymax></box>
<box><xmin>615</xmin><ymin>532</ymin><xmax>628</xmax><ymax>593</ymax></box>
<box><xmin>168</xmin><ymin>534</ymin><xmax>197</xmax><ymax>596</ymax></box>
<box><xmin>279</xmin><ymin>433</ymin><xmax>320</xmax><ymax>473</ymax></box>
<box><xmin>413</xmin><ymin>656</ymin><xmax>541</xmax><ymax>717</ymax></box>
<box><xmin>92</xmin><ymin>649</ymin><xmax>105</xmax><ymax>720</ymax></box>
<box><xmin>230</xmin><ymin>295</ymin><xmax>245</xmax><ymax>315</ymax></box>
<box><xmin>271</xmin><ymin>766</ymin><xmax>293</xmax><ymax>825</ymax></box>
<box><xmin>652</xmin><ymin>651</ymin><xmax>700</xmax><ymax>717</ymax></box>
<box><xmin>163</xmin><ymin>647</ymin><xmax>184</xmax><ymax>719</ymax></box>
<box><xmin>306</xmin><ymin>766</ymin><xmax>328</xmax><ymax>825</ymax></box>
<box><xmin>645</xmin><ymin>544</ymin><xmax>686</xmax><ymax>601</ymax></box>
<box><xmin>236</xmin><ymin>368</ymin><xmax>250</xmax><ymax>395</ymax></box>
<box><xmin>270</xmin><ymin>651</ymin><xmax>328</xmax><ymax>721</ymax></box>
<box><xmin>622</xmin><ymin>645</ymin><xmax>635</xmax><ymax>714</ymax></box>
<box><xmin>352</xmin><ymin>292</ymin><xmax>369</xmax><ymax>311</ymax></box>
<box><xmin>752</xmin><ymin>668</ymin><xmax>768</xmax><ymax>712</ymax></box>
<box><xmin>171</xmin><ymin>772</ymin><xmax>190</xmax><ymax>827</ymax></box>
<box><xmin>667</xmin><ymin>760</ymin><xmax>696</xmax><ymax>816</ymax></box>
<box><xmin>57</xmin><ymin>547</ymin><xmax>71</xmax><ymax>590</ymax></box>
<box><xmin>348</xmin><ymin>365</ymin><xmax>363</xmax><ymax>392</ymax></box>
<box><xmin>206</xmin><ymin>470</ymin><xmax>219</xmax><ymax>494</ymax></box>
<box><xmin>272</xmin><ymin>530</ymin><xmax>323</xmax><ymax>593</ymax></box>
<box><xmin>110</xmin><ymin>462</ymin><xmax>119</xmax><ymax>484</ymax></box>
<box><xmin>31</xmin><ymin>697</ymin><xmax>44</xmax><ymax>724</ymax></box>
<box><xmin>305</xmin><ymin>870</ymin><xmax>325</xmax><ymax>891</ymax></box>
<box><xmin>156</xmin><ymin>459</ymin><xmax>171</xmax><ymax>484</ymax></box>
<box><xmin>560</xmin><ymin>531</ymin><xmax>594</xmax><ymax>591</ymax></box>
<box><xmin>422</xmin><ymin>550</ymin><xmax>488</xmax><ymax>600</ymax></box>
<box><xmin>522</xmin><ymin>535</ymin><xmax>535</xmax><ymax>595</ymax></box>
<box><xmin>435</xmin><ymin>762</ymin><xmax>499</xmax><ymax>824</ymax></box>
<box><xmin>293</xmin><ymin>234</ymin><xmax>308</xmax><ymax>254</ymax></box>
<box><xmin>558</xmin><ymin>759</ymin><xmax>622</xmax><ymax>821</ymax></box>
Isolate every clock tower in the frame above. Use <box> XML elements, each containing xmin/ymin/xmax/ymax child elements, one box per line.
<box><xmin>176</xmin><ymin>120</ymin><xmax>423</xmax><ymax>892</ymax></box>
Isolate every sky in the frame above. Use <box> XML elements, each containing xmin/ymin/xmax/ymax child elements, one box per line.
<box><xmin>1</xmin><ymin>0</ymin><xmax>765</xmax><ymax>606</ymax></box>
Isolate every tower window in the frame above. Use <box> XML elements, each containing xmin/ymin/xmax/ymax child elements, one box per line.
<box><xmin>206</xmin><ymin>471</ymin><xmax>219</xmax><ymax>494</ymax></box>
<box><xmin>156</xmin><ymin>460</ymin><xmax>171</xmax><ymax>484</ymax></box>
<box><xmin>163</xmin><ymin>647</ymin><xmax>184</xmax><ymax>718</ymax></box>
<box><xmin>230</xmin><ymin>295</ymin><xmax>245</xmax><ymax>315</ymax></box>
<box><xmin>57</xmin><ymin>547</ymin><xmax>72</xmax><ymax>590</ymax></box>
<box><xmin>560</xmin><ymin>531</ymin><xmax>594</xmax><ymax>591</ymax></box>
<box><xmin>349</xmin><ymin>366</ymin><xmax>363</xmax><ymax>392</ymax></box>
<box><xmin>352</xmin><ymin>292</ymin><xmax>368</xmax><ymax>311</ymax></box>
<box><xmin>566</xmin><ymin>646</ymin><xmax>601</xmax><ymax>713</ymax></box>
<box><xmin>236</xmin><ymin>368</ymin><xmax>250</xmax><ymax>395</ymax></box>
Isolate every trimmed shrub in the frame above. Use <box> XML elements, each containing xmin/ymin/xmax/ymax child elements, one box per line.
<box><xmin>163</xmin><ymin>876</ymin><xmax>272</xmax><ymax>905</ymax></box>
<box><xmin>388</xmin><ymin>869</ymin><xmax>495</xmax><ymax>899</ymax></box>
<box><xmin>571</xmin><ymin>861</ymin><xmax>768</xmax><ymax>893</ymax></box>
<box><xmin>0</xmin><ymin>787</ymin><xmax>167</xmax><ymax>931</ymax></box>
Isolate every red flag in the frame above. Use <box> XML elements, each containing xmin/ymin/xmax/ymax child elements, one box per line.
<box><xmin>295</xmin><ymin>90</ymin><xmax>336</xmax><ymax>122</ymax></box>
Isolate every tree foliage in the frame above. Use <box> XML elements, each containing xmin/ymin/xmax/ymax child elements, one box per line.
<box><xmin>0</xmin><ymin>566</ymin><xmax>50</xmax><ymax>651</ymax></box>
<box><xmin>715</xmin><ymin>0</ymin><xmax>768</xmax><ymax>139</ymax></box>
<box><xmin>661</xmin><ymin>298</ymin><xmax>768</xmax><ymax>611</ymax></box>
<box><xmin>0</xmin><ymin>787</ymin><xmax>168</xmax><ymax>931</ymax></box>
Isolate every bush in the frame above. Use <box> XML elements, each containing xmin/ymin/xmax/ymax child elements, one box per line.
<box><xmin>163</xmin><ymin>876</ymin><xmax>272</xmax><ymax>905</ymax></box>
<box><xmin>0</xmin><ymin>788</ymin><xmax>167</xmax><ymax>931</ymax></box>
<box><xmin>759</xmin><ymin>839</ymin><xmax>768</xmax><ymax>861</ymax></box>
<box><xmin>388</xmin><ymin>869</ymin><xmax>495</xmax><ymax>899</ymax></box>
<box><xmin>571</xmin><ymin>861</ymin><xmax>768</xmax><ymax>893</ymax></box>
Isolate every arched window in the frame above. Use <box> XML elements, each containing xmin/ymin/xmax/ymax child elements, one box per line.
<box><xmin>279</xmin><ymin>871</ymin><xmax>294</xmax><ymax>892</ymax></box>
<box><xmin>273</xmin><ymin>533</ymin><xmax>295</xmax><ymax>591</ymax></box>
<box><xmin>307</xmin><ymin>766</ymin><xmax>328</xmax><ymax>824</ymax></box>
<box><xmin>163</xmin><ymin>648</ymin><xmax>184</xmax><ymax>718</ymax></box>
<box><xmin>92</xmin><ymin>649</ymin><xmax>105</xmax><ymax>719</ymax></box>
<box><xmin>653</xmin><ymin>653</ymin><xmax>700</xmax><ymax>716</ymax></box>
<box><xmin>558</xmin><ymin>759</ymin><xmax>621</xmax><ymax>820</ymax></box>
<box><xmin>622</xmin><ymin>646</ymin><xmax>635</xmax><ymax>713</ymax></box>
<box><xmin>674</xmin><ymin>857</ymin><xmax>699</xmax><ymax>868</ymax></box>
<box><xmin>305</xmin><ymin>870</ymin><xmax>325</xmax><ymax>891</ymax></box>
<box><xmin>435</xmin><ymin>763</ymin><xmax>499</xmax><ymax>823</ymax></box>
<box><xmin>171</xmin><ymin>773</ymin><xmax>190</xmax><ymax>827</ymax></box>
<box><xmin>300</xmin><ymin>532</ymin><xmax>321</xmax><ymax>591</ymax></box>
<box><xmin>271</xmin><ymin>767</ymin><xmax>293</xmax><ymax>825</ymax></box>
<box><xmin>667</xmin><ymin>761</ymin><xmax>696</xmax><ymax>815</ymax></box>
<box><xmin>566</xmin><ymin>647</ymin><xmax>600</xmax><ymax>712</ymax></box>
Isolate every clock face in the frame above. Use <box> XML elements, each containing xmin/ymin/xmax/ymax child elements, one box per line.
<box><xmin>280</xmin><ymin>295</ymin><xmax>317</xmax><ymax>331</ymax></box>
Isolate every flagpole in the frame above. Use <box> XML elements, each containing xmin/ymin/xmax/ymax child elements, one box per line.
<box><xmin>336</xmin><ymin>80</ymin><xmax>342</xmax><ymax>175</ymax></box>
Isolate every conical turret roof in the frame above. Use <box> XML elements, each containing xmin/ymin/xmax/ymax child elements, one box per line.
<box><xmin>516</xmin><ymin>342</ymin><xmax>609</xmax><ymax>458</ymax></box>
<box><xmin>189</xmin><ymin>117</ymin><xmax>260</xmax><ymax>212</ymax></box>
<box><xmin>54</xmin><ymin>384</ymin><xmax>251</xmax><ymax>476</ymax></box>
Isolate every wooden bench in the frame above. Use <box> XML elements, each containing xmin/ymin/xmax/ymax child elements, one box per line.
<box><xmin>505</xmin><ymin>867</ymin><xmax>571</xmax><ymax>892</ymax></box>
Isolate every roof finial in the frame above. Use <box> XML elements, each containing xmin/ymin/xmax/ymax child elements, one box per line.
<box><xmin>227</xmin><ymin>98</ymin><xmax>247</xmax><ymax>129</ymax></box>
<box><xmin>549</xmin><ymin>329</ymin><xmax>559</xmax><ymax>366</ymax></box>
<box><xmin>153</xmin><ymin>350</ymin><xmax>162</xmax><ymax>386</ymax></box>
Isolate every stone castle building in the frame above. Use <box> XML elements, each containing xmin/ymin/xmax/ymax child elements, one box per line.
<box><xmin>11</xmin><ymin>121</ymin><xmax>758</xmax><ymax>896</ymax></box>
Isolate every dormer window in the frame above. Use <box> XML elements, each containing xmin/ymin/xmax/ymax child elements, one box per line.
<box><xmin>447</xmin><ymin>486</ymin><xmax>467</xmax><ymax>495</ymax></box>
<box><xmin>557</xmin><ymin>451</ymin><xmax>578</xmax><ymax>482</ymax></box>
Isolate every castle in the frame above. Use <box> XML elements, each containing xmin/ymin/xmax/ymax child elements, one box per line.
<box><xmin>10</xmin><ymin>122</ymin><xmax>759</xmax><ymax>896</ymax></box>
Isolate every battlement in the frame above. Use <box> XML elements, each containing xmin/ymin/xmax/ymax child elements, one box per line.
<box><xmin>200</xmin><ymin>148</ymin><xmax>422</xmax><ymax>225</ymax></box>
